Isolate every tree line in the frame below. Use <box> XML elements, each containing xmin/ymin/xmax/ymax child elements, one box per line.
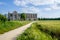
<box><xmin>38</xmin><ymin>18</ymin><xmax>60</xmax><ymax>20</ymax></box>
<box><xmin>0</xmin><ymin>13</ymin><xmax>60</xmax><ymax>22</ymax></box>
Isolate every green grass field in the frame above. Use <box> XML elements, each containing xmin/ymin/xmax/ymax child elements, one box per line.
<box><xmin>17</xmin><ymin>20</ymin><xmax>60</xmax><ymax>40</ymax></box>
<box><xmin>37</xmin><ymin>20</ymin><xmax>60</xmax><ymax>34</ymax></box>
<box><xmin>0</xmin><ymin>21</ymin><xmax>30</xmax><ymax>34</ymax></box>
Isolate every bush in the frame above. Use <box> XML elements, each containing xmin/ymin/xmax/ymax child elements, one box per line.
<box><xmin>0</xmin><ymin>14</ymin><xmax>7</xmax><ymax>22</ymax></box>
<box><xmin>0</xmin><ymin>21</ymin><xmax>30</xmax><ymax>34</ymax></box>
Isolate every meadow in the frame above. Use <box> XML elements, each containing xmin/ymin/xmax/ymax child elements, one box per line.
<box><xmin>17</xmin><ymin>20</ymin><xmax>60</xmax><ymax>40</ymax></box>
<box><xmin>0</xmin><ymin>21</ymin><xmax>30</xmax><ymax>34</ymax></box>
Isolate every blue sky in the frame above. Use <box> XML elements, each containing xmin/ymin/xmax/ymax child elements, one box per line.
<box><xmin>0</xmin><ymin>0</ymin><xmax>60</xmax><ymax>18</ymax></box>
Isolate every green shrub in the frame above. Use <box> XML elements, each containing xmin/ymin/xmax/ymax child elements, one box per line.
<box><xmin>16</xmin><ymin>23</ymin><xmax>53</xmax><ymax>40</ymax></box>
<box><xmin>0</xmin><ymin>14</ymin><xmax>7</xmax><ymax>22</ymax></box>
<box><xmin>0</xmin><ymin>21</ymin><xmax>30</xmax><ymax>34</ymax></box>
<box><xmin>17</xmin><ymin>20</ymin><xmax>60</xmax><ymax>40</ymax></box>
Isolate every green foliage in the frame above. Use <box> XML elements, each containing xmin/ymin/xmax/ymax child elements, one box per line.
<box><xmin>37</xmin><ymin>20</ymin><xmax>60</xmax><ymax>40</ymax></box>
<box><xmin>16</xmin><ymin>23</ymin><xmax>53</xmax><ymax>40</ymax></box>
<box><xmin>17</xmin><ymin>20</ymin><xmax>60</xmax><ymax>40</ymax></box>
<box><xmin>0</xmin><ymin>21</ymin><xmax>30</xmax><ymax>34</ymax></box>
<box><xmin>37</xmin><ymin>20</ymin><xmax>60</xmax><ymax>34</ymax></box>
<box><xmin>21</xmin><ymin>13</ymin><xmax>26</xmax><ymax>20</ymax></box>
<box><xmin>0</xmin><ymin>14</ymin><xmax>7</xmax><ymax>22</ymax></box>
<box><xmin>38</xmin><ymin>18</ymin><xmax>40</xmax><ymax>20</ymax></box>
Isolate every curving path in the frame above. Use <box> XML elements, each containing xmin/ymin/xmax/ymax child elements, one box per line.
<box><xmin>0</xmin><ymin>21</ymin><xmax>35</xmax><ymax>40</ymax></box>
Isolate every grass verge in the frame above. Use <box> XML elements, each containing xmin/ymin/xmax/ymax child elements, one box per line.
<box><xmin>16</xmin><ymin>23</ymin><xmax>53</xmax><ymax>40</ymax></box>
<box><xmin>17</xmin><ymin>20</ymin><xmax>60</xmax><ymax>40</ymax></box>
<box><xmin>0</xmin><ymin>21</ymin><xmax>30</xmax><ymax>34</ymax></box>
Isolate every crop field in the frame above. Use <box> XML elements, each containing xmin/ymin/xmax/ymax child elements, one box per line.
<box><xmin>0</xmin><ymin>21</ymin><xmax>30</xmax><ymax>34</ymax></box>
<box><xmin>17</xmin><ymin>20</ymin><xmax>60</xmax><ymax>40</ymax></box>
<box><xmin>37</xmin><ymin>20</ymin><xmax>60</xmax><ymax>35</ymax></box>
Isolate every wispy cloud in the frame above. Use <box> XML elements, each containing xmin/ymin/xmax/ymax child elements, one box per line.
<box><xmin>0</xmin><ymin>2</ymin><xmax>5</xmax><ymax>5</ymax></box>
<box><xmin>14</xmin><ymin>0</ymin><xmax>55</xmax><ymax>6</ymax></box>
<box><xmin>44</xmin><ymin>8</ymin><xmax>52</xmax><ymax>11</ymax></box>
<box><xmin>0</xmin><ymin>0</ymin><xmax>60</xmax><ymax>18</ymax></box>
<box><xmin>50</xmin><ymin>3</ymin><xmax>60</xmax><ymax>10</ymax></box>
<box><xmin>14</xmin><ymin>0</ymin><xmax>27</xmax><ymax>7</ymax></box>
<box><xmin>21</xmin><ymin>6</ymin><xmax>41</xmax><ymax>13</ymax></box>
<box><xmin>13</xmin><ymin>0</ymin><xmax>60</xmax><ymax>13</ymax></box>
<box><xmin>14</xmin><ymin>0</ymin><xmax>60</xmax><ymax>10</ymax></box>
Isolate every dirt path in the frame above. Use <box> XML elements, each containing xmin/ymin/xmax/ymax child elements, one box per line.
<box><xmin>0</xmin><ymin>22</ymin><xmax>35</xmax><ymax>40</ymax></box>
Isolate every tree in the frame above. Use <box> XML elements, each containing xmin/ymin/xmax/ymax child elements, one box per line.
<box><xmin>38</xmin><ymin>18</ymin><xmax>40</xmax><ymax>20</ymax></box>
<box><xmin>21</xmin><ymin>13</ymin><xmax>26</xmax><ymax>20</ymax></box>
<box><xmin>0</xmin><ymin>14</ymin><xmax>7</xmax><ymax>22</ymax></box>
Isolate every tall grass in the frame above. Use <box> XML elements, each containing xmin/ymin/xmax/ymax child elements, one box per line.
<box><xmin>17</xmin><ymin>20</ymin><xmax>60</xmax><ymax>40</ymax></box>
<box><xmin>36</xmin><ymin>20</ymin><xmax>60</xmax><ymax>40</ymax></box>
<box><xmin>0</xmin><ymin>21</ymin><xmax>30</xmax><ymax>34</ymax></box>
<box><xmin>17</xmin><ymin>23</ymin><xmax>53</xmax><ymax>40</ymax></box>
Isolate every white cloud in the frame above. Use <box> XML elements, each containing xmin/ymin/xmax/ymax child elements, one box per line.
<box><xmin>14</xmin><ymin>0</ymin><xmax>60</xmax><ymax>11</ymax></box>
<box><xmin>50</xmin><ymin>2</ymin><xmax>60</xmax><ymax>10</ymax></box>
<box><xmin>55</xmin><ymin>0</ymin><xmax>60</xmax><ymax>3</ymax></box>
<box><xmin>44</xmin><ymin>8</ymin><xmax>52</xmax><ymax>11</ymax></box>
<box><xmin>51</xmin><ymin>5</ymin><xmax>60</xmax><ymax>9</ymax></box>
<box><xmin>14</xmin><ymin>0</ymin><xmax>28</xmax><ymax>7</ymax></box>
<box><xmin>21</xmin><ymin>6</ymin><xmax>41</xmax><ymax>13</ymax></box>
<box><xmin>14</xmin><ymin>0</ymin><xmax>20</xmax><ymax>6</ymax></box>
<box><xmin>14</xmin><ymin>0</ymin><xmax>55</xmax><ymax>6</ymax></box>
<box><xmin>28</xmin><ymin>0</ymin><xmax>54</xmax><ymax>6</ymax></box>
